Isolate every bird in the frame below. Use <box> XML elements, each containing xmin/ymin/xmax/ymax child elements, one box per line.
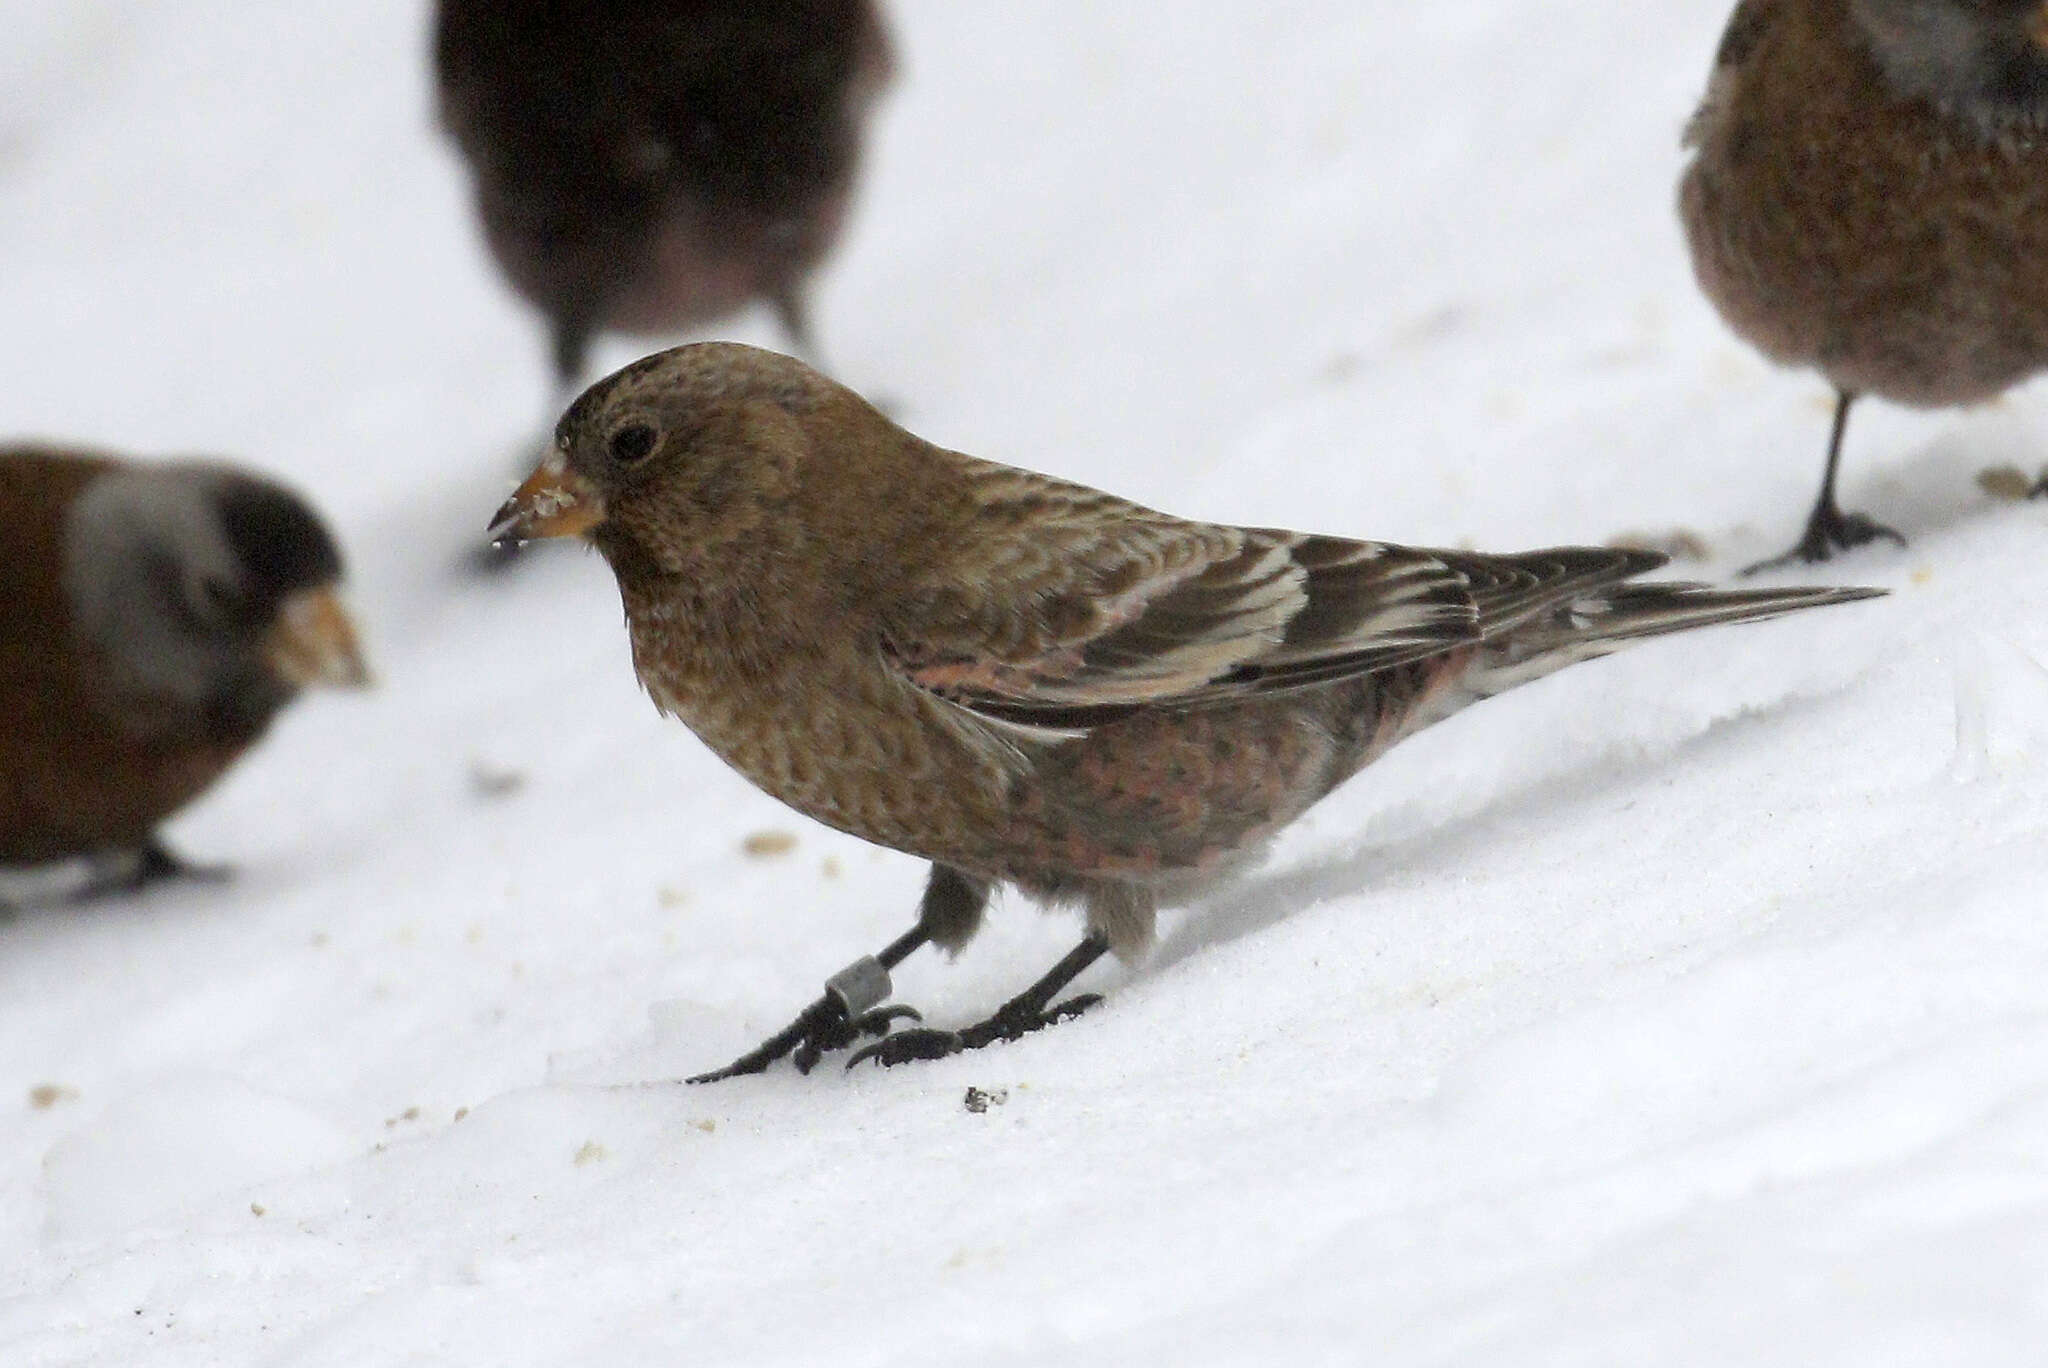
<box><xmin>1679</xmin><ymin>0</ymin><xmax>2048</xmax><ymax>571</ymax></box>
<box><xmin>0</xmin><ymin>446</ymin><xmax>369</xmax><ymax>897</ymax></box>
<box><xmin>489</xmin><ymin>342</ymin><xmax>1884</xmax><ymax>1078</ymax></box>
<box><xmin>434</xmin><ymin>0</ymin><xmax>894</xmax><ymax>400</ymax></box>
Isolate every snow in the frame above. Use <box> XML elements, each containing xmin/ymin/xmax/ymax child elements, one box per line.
<box><xmin>3</xmin><ymin>1</ymin><xmax>2047</xmax><ymax>1363</ymax></box>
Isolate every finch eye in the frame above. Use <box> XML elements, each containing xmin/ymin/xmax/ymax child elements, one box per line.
<box><xmin>608</xmin><ymin>422</ymin><xmax>659</xmax><ymax>465</ymax></box>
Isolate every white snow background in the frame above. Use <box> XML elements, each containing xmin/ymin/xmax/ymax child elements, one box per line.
<box><xmin>3</xmin><ymin>2</ymin><xmax>2047</xmax><ymax>1363</ymax></box>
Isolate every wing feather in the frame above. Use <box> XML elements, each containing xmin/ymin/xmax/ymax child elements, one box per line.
<box><xmin>882</xmin><ymin>460</ymin><xmax>1670</xmax><ymax>735</ymax></box>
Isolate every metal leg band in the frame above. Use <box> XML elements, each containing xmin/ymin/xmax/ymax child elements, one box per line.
<box><xmin>823</xmin><ymin>956</ymin><xmax>892</xmax><ymax>1018</ymax></box>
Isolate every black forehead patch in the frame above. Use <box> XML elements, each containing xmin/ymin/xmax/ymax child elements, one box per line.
<box><xmin>212</xmin><ymin>475</ymin><xmax>343</xmax><ymax>594</ymax></box>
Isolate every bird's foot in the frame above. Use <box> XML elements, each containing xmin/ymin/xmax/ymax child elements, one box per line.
<box><xmin>846</xmin><ymin>992</ymin><xmax>1102</xmax><ymax>1070</ymax></box>
<box><xmin>1744</xmin><ymin>505</ymin><xmax>1905</xmax><ymax>575</ymax></box>
<box><xmin>81</xmin><ymin>841</ymin><xmax>229</xmax><ymax>900</ymax></box>
<box><xmin>687</xmin><ymin>996</ymin><xmax>922</xmax><ymax>1082</ymax></box>
<box><xmin>689</xmin><ymin>951</ymin><xmax>926</xmax><ymax>1082</ymax></box>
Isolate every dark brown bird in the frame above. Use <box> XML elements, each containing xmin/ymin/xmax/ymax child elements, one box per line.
<box><xmin>490</xmin><ymin>343</ymin><xmax>1882</xmax><ymax>1078</ymax></box>
<box><xmin>435</xmin><ymin>0</ymin><xmax>894</xmax><ymax>396</ymax></box>
<box><xmin>0</xmin><ymin>447</ymin><xmax>369</xmax><ymax>896</ymax></box>
<box><xmin>1681</xmin><ymin>0</ymin><xmax>2048</xmax><ymax>569</ymax></box>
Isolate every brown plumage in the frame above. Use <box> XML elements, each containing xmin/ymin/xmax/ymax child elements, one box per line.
<box><xmin>490</xmin><ymin>342</ymin><xmax>1883</xmax><ymax>1076</ymax></box>
<box><xmin>435</xmin><ymin>0</ymin><xmax>894</xmax><ymax>393</ymax></box>
<box><xmin>0</xmin><ymin>446</ymin><xmax>368</xmax><ymax>894</ymax></box>
<box><xmin>1680</xmin><ymin>0</ymin><xmax>2048</xmax><ymax>568</ymax></box>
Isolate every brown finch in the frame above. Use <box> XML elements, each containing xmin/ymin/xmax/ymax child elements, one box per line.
<box><xmin>435</xmin><ymin>0</ymin><xmax>894</xmax><ymax>395</ymax></box>
<box><xmin>2</xmin><ymin>447</ymin><xmax>368</xmax><ymax>895</ymax></box>
<box><xmin>1681</xmin><ymin>0</ymin><xmax>2048</xmax><ymax>568</ymax></box>
<box><xmin>491</xmin><ymin>343</ymin><xmax>1882</xmax><ymax>1077</ymax></box>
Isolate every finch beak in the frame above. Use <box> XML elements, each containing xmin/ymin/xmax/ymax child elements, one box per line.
<box><xmin>488</xmin><ymin>450</ymin><xmax>607</xmax><ymax>546</ymax></box>
<box><xmin>265</xmin><ymin>585</ymin><xmax>372</xmax><ymax>690</ymax></box>
<box><xmin>2032</xmin><ymin>4</ymin><xmax>2048</xmax><ymax>52</ymax></box>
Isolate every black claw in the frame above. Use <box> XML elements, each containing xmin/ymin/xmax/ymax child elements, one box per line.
<box><xmin>1044</xmin><ymin>992</ymin><xmax>1102</xmax><ymax>1025</ymax></box>
<box><xmin>846</xmin><ymin>1027</ymin><xmax>966</xmax><ymax>1069</ymax></box>
<box><xmin>847</xmin><ymin>991</ymin><xmax>1107</xmax><ymax>1070</ymax></box>
<box><xmin>691</xmin><ymin>996</ymin><xmax>924</xmax><ymax>1083</ymax></box>
<box><xmin>856</xmin><ymin>1004</ymin><xmax>924</xmax><ymax>1037</ymax></box>
<box><xmin>1744</xmin><ymin>506</ymin><xmax>1905</xmax><ymax>575</ymax></box>
<box><xmin>79</xmin><ymin>840</ymin><xmax>229</xmax><ymax>901</ymax></box>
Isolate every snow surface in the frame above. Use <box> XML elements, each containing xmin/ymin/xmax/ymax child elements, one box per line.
<box><xmin>4</xmin><ymin>2</ymin><xmax>2048</xmax><ymax>1363</ymax></box>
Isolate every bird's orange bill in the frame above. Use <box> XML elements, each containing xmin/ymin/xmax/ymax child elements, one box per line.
<box><xmin>488</xmin><ymin>450</ymin><xmax>607</xmax><ymax>545</ymax></box>
<box><xmin>265</xmin><ymin>585</ymin><xmax>372</xmax><ymax>690</ymax></box>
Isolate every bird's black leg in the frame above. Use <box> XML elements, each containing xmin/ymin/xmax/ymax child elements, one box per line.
<box><xmin>79</xmin><ymin>838</ymin><xmax>229</xmax><ymax>901</ymax></box>
<box><xmin>769</xmin><ymin>287</ymin><xmax>815</xmax><ymax>364</ymax></box>
<box><xmin>550</xmin><ymin>315</ymin><xmax>593</xmax><ymax>397</ymax></box>
<box><xmin>1745</xmin><ymin>391</ymin><xmax>1905</xmax><ymax>574</ymax></box>
<box><xmin>472</xmin><ymin>316</ymin><xmax>597</xmax><ymax>576</ymax></box>
<box><xmin>846</xmin><ymin>932</ymin><xmax>1112</xmax><ymax>1070</ymax></box>
<box><xmin>687</xmin><ymin>864</ymin><xmax>990</xmax><ymax>1083</ymax></box>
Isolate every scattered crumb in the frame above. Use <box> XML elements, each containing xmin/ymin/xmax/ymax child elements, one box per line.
<box><xmin>28</xmin><ymin>1084</ymin><xmax>77</xmax><ymax>1110</ymax></box>
<box><xmin>453</xmin><ymin>1107</ymin><xmax>470</xmax><ymax>1123</ymax></box>
<box><xmin>468</xmin><ymin>762</ymin><xmax>526</xmax><ymax>800</ymax></box>
<box><xmin>573</xmin><ymin>1140</ymin><xmax>608</xmax><ymax>1166</ymax></box>
<box><xmin>691</xmin><ymin>1119</ymin><xmax>716</xmax><ymax>1134</ymax></box>
<box><xmin>963</xmin><ymin>1086</ymin><xmax>1009</xmax><ymax>1114</ymax></box>
<box><xmin>464</xmin><ymin>923</ymin><xmax>485</xmax><ymax>945</ymax></box>
<box><xmin>309</xmin><ymin>931</ymin><xmax>330</xmax><ymax>948</ymax></box>
<box><xmin>1605</xmin><ymin>528</ymin><xmax>1712</xmax><ymax>562</ymax></box>
<box><xmin>657</xmin><ymin>885</ymin><xmax>688</xmax><ymax>909</ymax></box>
<box><xmin>1977</xmin><ymin>464</ymin><xmax>2035</xmax><ymax>502</ymax></box>
<box><xmin>383</xmin><ymin>1106</ymin><xmax>422</xmax><ymax>1129</ymax></box>
<box><xmin>820</xmin><ymin>856</ymin><xmax>843</xmax><ymax>881</ymax></box>
<box><xmin>1911</xmin><ymin>567</ymin><xmax>1934</xmax><ymax>587</ymax></box>
<box><xmin>250</xmin><ymin>1203</ymin><xmax>266</xmax><ymax>1218</ymax></box>
<box><xmin>742</xmin><ymin>831</ymin><xmax>798</xmax><ymax>859</ymax></box>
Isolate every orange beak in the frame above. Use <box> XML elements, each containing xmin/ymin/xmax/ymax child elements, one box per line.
<box><xmin>488</xmin><ymin>449</ymin><xmax>607</xmax><ymax>546</ymax></box>
<box><xmin>264</xmin><ymin>585</ymin><xmax>372</xmax><ymax>690</ymax></box>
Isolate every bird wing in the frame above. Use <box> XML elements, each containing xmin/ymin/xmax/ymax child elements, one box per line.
<box><xmin>878</xmin><ymin>461</ymin><xmax>1489</xmax><ymax>732</ymax></box>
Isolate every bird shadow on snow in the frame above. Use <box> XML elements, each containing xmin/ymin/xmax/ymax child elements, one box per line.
<box><xmin>1146</xmin><ymin>685</ymin><xmax>1860</xmax><ymax>978</ymax></box>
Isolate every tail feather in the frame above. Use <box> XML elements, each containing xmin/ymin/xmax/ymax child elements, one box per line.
<box><xmin>1522</xmin><ymin>581</ymin><xmax>1884</xmax><ymax>652</ymax></box>
<box><xmin>1471</xmin><ymin>578</ymin><xmax>1885</xmax><ymax>696</ymax></box>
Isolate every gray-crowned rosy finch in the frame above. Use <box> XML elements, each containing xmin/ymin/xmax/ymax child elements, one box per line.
<box><xmin>2</xmin><ymin>447</ymin><xmax>368</xmax><ymax>895</ymax></box>
<box><xmin>1681</xmin><ymin>0</ymin><xmax>2048</xmax><ymax>567</ymax></box>
<box><xmin>490</xmin><ymin>342</ymin><xmax>1882</xmax><ymax>1077</ymax></box>
<box><xmin>436</xmin><ymin>0</ymin><xmax>893</xmax><ymax>395</ymax></box>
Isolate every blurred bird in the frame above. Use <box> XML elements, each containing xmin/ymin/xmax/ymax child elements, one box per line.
<box><xmin>1</xmin><ymin>447</ymin><xmax>369</xmax><ymax>895</ymax></box>
<box><xmin>490</xmin><ymin>343</ymin><xmax>1883</xmax><ymax>1078</ymax></box>
<box><xmin>435</xmin><ymin>0</ymin><xmax>894</xmax><ymax>397</ymax></box>
<box><xmin>1680</xmin><ymin>0</ymin><xmax>2048</xmax><ymax>570</ymax></box>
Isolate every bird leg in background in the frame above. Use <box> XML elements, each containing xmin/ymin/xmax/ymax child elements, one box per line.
<box><xmin>846</xmin><ymin>932</ymin><xmax>1111</xmax><ymax>1070</ymax></box>
<box><xmin>550</xmin><ymin>315</ymin><xmax>594</xmax><ymax>398</ymax></box>
<box><xmin>79</xmin><ymin>838</ymin><xmax>229</xmax><ymax>901</ymax></box>
<box><xmin>470</xmin><ymin>316</ymin><xmax>599</xmax><ymax>576</ymax></box>
<box><xmin>1745</xmin><ymin>391</ymin><xmax>1906</xmax><ymax>573</ymax></box>
<box><xmin>687</xmin><ymin>864</ymin><xmax>991</xmax><ymax>1082</ymax></box>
